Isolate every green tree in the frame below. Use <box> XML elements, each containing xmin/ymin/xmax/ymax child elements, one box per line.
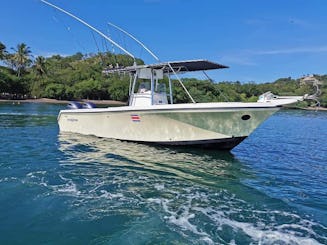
<box><xmin>0</xmin><ymin>68</ymin><xmax>10</xmax><ymax>93</ymax></box>
<box><xmin>30</xmin><ymin>56</ymin><xmax>48</xmax><ymax>98</ymax></box>
<box><xmin>44</xmin><ymin>83</ymin><xmax>65</xmax><ymax>99</ymax></box>
<box><xmin>0</xmin><ymin>42</ymin><xmax>7</xmax><ymax>60</ymax></box>
<box><xmin>34</xmin><ymin>56</ymin><xmax>47</xmax><ymax>77</ymax></box>
<box><xmin>11</xmin><ymin>43</ymin><xmax>32</xmax><ymax>77</ymax></box>
<box><xmin>107</xmin><ymin>76</ymin><xmax>129</xmax><ymax>101</ymax></box>
<box><xmin>73</xmin><ymin>79</ymin><xmax>105</xmax><ymax>100</ymax></box>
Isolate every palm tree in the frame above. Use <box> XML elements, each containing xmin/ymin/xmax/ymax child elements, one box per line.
<box><xmin>11</xmin><ymin>43</ymin><xmax>32</xmax><ymax>77</ymax></box>
<box><xmin>31</xmin><ymin>56</ymin><xmax>47</xmax><ymax>98</ymax></box>
<box><xmin>0</xmin><ymin>42</ymin><xmax>7</xmax><ymax>60</ymax></box>
<box><xmin>34</xmin><ymin>56</ymin><xmax>47</xmax><ymax>77</ymax></box>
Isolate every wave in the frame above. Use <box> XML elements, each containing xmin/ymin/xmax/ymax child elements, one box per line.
<box><xmin>22</xmin><ymin>155</ymin><xmax>326</xmax><ymax>244</ymax></box>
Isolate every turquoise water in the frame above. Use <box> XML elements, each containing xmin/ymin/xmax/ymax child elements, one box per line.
<box><xmin>0</xmin><ymin>103</ymin><xmax>326</xmax><ymax>244</ymax></box>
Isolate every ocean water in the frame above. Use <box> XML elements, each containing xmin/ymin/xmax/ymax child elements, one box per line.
<box><xmin>0</xmin><ymin>103</ymin><xmax>326</xmax><ymax>244</ymax></box>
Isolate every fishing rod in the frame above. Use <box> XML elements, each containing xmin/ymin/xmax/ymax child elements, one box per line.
<box><xmin>108</xmin><ymin>22</ymin><xmax>160</xmax><ymax>63</ymax></box>
<box><xmin>40</xmin><ymin>0</ymin><xmax>136</xmax><ymax>63</ymax></box>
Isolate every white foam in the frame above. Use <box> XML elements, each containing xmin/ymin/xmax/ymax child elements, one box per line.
<box><xmin>99</xmin><ymin>190</ymin><xmax>124</xmax><ymax>199</ymax></box>
<box><xmin>229</xmin><ymin>239</ymin><xmax>236</xmax><ymax>245</ymax></box>
<box><xmin>154</xmin><ymin>183</ymin><xmax>165</xmax><ymax>190</ymax></box>
<box><xmin>147</xmin><ymin>197</ymin><xmax>214</xmax><ymax>244</ymax></box>
<box><xmin>193</xmin><ymin>206</ymin><xmax>324</xmax><ymax>245</ymax></box>
<box><xmin>50</xmin><ymin>175</ymin><xmax>80</xmax><ymax>195</ymax></box>
<box><xmin>26</xmin><ymin>171</ymin><xmax>47</xmax><ymax>178</ymax></box>
<box><xmin>146</xmin><ymin>187</ymin><xmax>325</xmax><ymax>245</ymax></box>
<box><xmin>0</xmin><ymin>177</ymin><xmax>18</xmax><ymax>182</ymax></box>
<box><xmin>39</xmin><ymin>177</ymin><xmax>48</xmax><ymax>187</ymax></box>
<box><xmin>55</xmin><ymin>181</ymin><xmax>79</xmax><ymax>194</ymax></box>
<box><xmin>148</xmin><ymin>197</ymin><xmax>167</xmax><ymax>205</ymax></box>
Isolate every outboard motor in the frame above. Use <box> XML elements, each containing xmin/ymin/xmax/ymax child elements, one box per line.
<box><xmin>67</xmin><ymin>101</ymin><xmax>83</xmax><ymax>109</ymax></box>
<box><xmin>82</xmin><ymin>102</ymin><xmax>96</xmax><ymax>109</ymax></box>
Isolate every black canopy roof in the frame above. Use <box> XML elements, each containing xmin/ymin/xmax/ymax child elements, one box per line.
<box><xmin>103</xmin><ymin>59</ymin><xmax>228</xmax><ymax>74</ymax></box>
<box><xmin>150</xmin><ymin>60</ymin><xmax>228</xmax><ymax>72</ymax></box>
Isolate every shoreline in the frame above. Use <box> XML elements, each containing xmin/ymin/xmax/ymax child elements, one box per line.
<box><xmin>298</xmin><ymin>106</ymin><xmax>327</xmax><ymax>111</ymax></box>
<box><xmin>284</xmin><ymin>105</ymin><xmax>327</xmax><ymax>111</ymax></box>
<box><xmin>0</xmin><ymin>98</ymin><xmax>127</xmax><ymax>106</ymax></box>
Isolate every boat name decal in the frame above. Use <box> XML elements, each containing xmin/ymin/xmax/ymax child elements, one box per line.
<box><xmin>67</xmin><ymin>118</ymin><xmax>78</xmax><ymax>122</ymax></box>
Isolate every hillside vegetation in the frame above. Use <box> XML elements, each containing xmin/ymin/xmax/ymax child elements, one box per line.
<box><xmin>1</xmin><ymin>41</ymin><xmax>326</xmax><ymax>107</ymax></box>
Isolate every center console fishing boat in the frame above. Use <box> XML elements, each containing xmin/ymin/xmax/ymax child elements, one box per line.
<box><xmin>42</xmin><ymin>0</ymin><xmax>314</xmax><ymax>150</ymax></box>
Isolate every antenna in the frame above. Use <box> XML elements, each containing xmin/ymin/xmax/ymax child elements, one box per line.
<box><xmin>108</xmin><ymin>22</ymin><xmax>160</xmax><ymax>63</ymax></box>
<box><xmin>40</xmin><ymin>0</ymin><xmax>136</xmax><ymax>62</ymax></box>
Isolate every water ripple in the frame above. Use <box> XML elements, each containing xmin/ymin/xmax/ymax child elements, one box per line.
<box><xmin>0</xmin><ymin>104</ymin><xmax>326</xmax><ymax>244</ymax></box>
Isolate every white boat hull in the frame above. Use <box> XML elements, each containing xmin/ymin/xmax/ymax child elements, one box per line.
<box><xmin>58</xmin><ymin>103</ymin><xmax>280</xmax><ymax>149</ymax></box>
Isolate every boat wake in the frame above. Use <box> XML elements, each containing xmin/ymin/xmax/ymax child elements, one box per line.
<box><xmin>17</xmin><ymin>133</ymin><xmax>327</xmax><ymax>244</ymax></box>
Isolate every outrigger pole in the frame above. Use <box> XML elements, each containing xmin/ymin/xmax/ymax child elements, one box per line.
<box><xmin>40</xmin><ymin>0</ymin><xmax>136</xmax><ymax>63</ymax></box>
<box><xmin>108</xmin><ymin>22</ymin><xmax>160</xmax><ymax>63</ymax></box>
<box><xmin>41</xmin><ymin>0</ymin><xmax>196</xmax><ymax>103</ymax></box>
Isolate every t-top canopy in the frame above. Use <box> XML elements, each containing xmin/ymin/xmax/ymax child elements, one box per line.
<box><xmin>103</xmin><ymin>59</ymin><xmax>228</xmax><ymax>75</ymax></box>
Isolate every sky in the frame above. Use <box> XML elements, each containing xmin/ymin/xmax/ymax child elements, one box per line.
<box><xmin>1</xmin><ymin>0</ymin><xmax>327</xmax><ymax>83</ymax></box>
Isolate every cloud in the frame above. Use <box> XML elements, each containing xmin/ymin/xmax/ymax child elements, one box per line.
<box><xmin>220</xmin><ymin>55</ymin><xmax>257</xmax><ymax>66</ymax></box>
<box><xmin>250</xmin><ymin>46</ymin><xmax>327</xmax><ymax>55</ymax></box>
<box><xmin>220</xmin><ymin>45</ymin><xmax>327</xmax><ymax>66</ymax></box>
<box><xmin>245</xmin><ymin>17</ymin><xmax>313</xmax><ymax>29</ymax></box>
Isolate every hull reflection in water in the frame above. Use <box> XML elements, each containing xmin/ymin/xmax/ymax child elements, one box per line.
<box><xmin>58</xmin><ymin>132</ymin><xmax>243</xmax><ymax>187</ymax></box>
<box><xmin>52</xmin><ymin>133</ymin><xmax>327</xmax><ymax>244</ymax></box>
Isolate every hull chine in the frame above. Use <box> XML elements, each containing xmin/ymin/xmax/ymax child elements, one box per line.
<box><xmin>144</xmin><ymin>136</ymin><xmax>247</xmax><ymax>150</ymax></box>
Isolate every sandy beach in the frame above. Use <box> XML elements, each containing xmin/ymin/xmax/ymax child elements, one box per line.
<box><xmin>299</xmin><ymin>106</ymin><xmax>327</xmax><ymax>111</ymax></box>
